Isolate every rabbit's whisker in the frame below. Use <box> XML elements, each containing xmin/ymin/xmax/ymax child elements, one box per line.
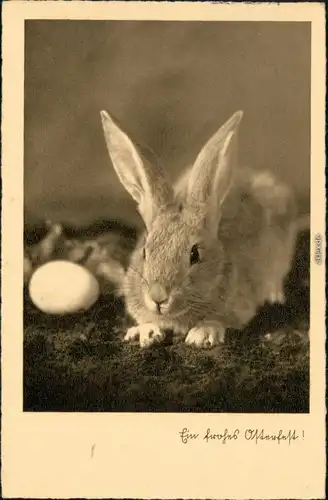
<box><xmin>129</xmin><ymin>264</ymin><xmax>149</xmax><ymax>289</ymax></box>
<box><xmin>176</xmin><ymin>261</ymin><xmax>227</xmax><ymax>306</ymax></box>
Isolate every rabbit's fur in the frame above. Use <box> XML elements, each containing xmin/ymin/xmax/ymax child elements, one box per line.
<box><xmin>101</xmin><ymin>110</ymin><xmax>298</xmax><ymax>348</ymax></box>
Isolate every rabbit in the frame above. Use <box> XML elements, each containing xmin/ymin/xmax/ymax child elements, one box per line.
<box><xmin>100</xmin><ymin>109</ymin><xmax>298</xmax><ymax>348</ymax></box>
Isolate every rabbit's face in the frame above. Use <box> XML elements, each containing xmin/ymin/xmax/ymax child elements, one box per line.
<box><xmin>139</xmin><ymin>205</ymin><xmax>224</xmax><ymax>318</ymax></box>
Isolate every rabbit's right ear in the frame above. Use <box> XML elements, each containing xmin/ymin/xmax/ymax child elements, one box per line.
<box><xmin>101</xmin><ymin>111</ymin><xmax>173</xmax><ymax>228</ymax></box>
<box><xmin>187</xmin><ymin>111</ymin><xmax>243</xmax><ymax>236</ymax></box>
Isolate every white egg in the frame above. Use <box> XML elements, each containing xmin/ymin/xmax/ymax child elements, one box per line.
<box><xmin>29</xmin><ymin>260</ymin><xmax>100</xmax><ymax>314</ymax></box>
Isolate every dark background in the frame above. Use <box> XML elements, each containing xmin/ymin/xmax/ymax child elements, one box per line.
<box><xmin>24</xmin><ymin>21</ymin><xmax>310</xmax><ymax>230</ymax></box>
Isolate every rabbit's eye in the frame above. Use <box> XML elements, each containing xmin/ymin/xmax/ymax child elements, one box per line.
<box><xmin>190</xmin><ymin>244</ymin><xmax>200</xmax><ymax>266</ymax></box>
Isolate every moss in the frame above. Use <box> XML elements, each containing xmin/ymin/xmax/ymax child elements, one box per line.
<box><xmin>24</xmin><ymin>229</ymin><xmax>309</xmax><ymax>413</ymax></box>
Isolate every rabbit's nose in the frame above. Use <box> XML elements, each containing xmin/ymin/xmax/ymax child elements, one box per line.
<box><xmin>149</xmin><ymin>283</ymin><xmax>169</xmax><ymax>305</ymax></box>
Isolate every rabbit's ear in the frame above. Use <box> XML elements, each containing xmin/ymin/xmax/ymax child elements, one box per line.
<box><xmin>101</xmin><ymin>110</ymin><xmax>173</xmax><ymax>228</ymax></box>
<box><xmin>187</xmin><ymin>111</ymin><xmax>243</xmax><ymax>234</ymax></box>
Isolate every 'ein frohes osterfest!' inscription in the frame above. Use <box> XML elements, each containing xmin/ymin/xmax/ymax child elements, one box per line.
<box><xmin>179</xmin><ymin>428</ymin><xmax>304</xmax><ymax>445</ymax></box>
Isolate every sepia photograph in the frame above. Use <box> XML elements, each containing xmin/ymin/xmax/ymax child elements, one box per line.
<box><xmin>2</xmin><ymin>2</ymin><xmax>326</xmax><ymax>499</ymax></box>
<box><xmin>23</xmin><ymin>19</ymin><xmax>311</xmax><ymax>413</ymax></box>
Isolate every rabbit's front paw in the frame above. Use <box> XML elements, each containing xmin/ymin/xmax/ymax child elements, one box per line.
<box><xmin>124</xmin><ymin>323</ymin><xmax>165</xmax><ymax>348</ymax></box>
<box><xmin>185</xmin><ymin>322</ymin><xmax>226</xmax><ymax>349</ymax></box>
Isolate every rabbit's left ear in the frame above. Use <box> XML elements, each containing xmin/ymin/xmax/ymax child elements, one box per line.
<box><xmin>187</xmin><ymin>110</ymin><xmax>243</xmax><ymax>235</ymax></box>
<box><xmin>101</xmin><ymin>110</ymin><xmax>174</xmax><ymax>229</ymax></box>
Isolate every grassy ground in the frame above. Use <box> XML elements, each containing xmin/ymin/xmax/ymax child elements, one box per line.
<box><xmin>24</xmin><ymin>223</ymin><xmax>309</xmax><ymax>413</ymax></box>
